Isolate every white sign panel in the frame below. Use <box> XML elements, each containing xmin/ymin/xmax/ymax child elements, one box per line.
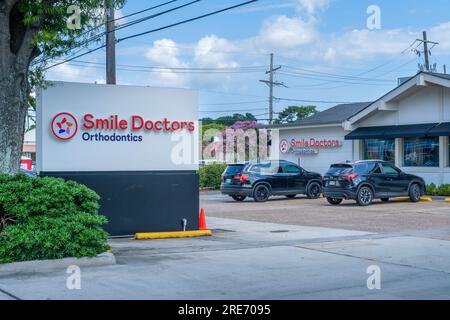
<box><xmin>37</xmin><ymin>82</ymin><xmax>198</xmax><ymax>172</ymax></box>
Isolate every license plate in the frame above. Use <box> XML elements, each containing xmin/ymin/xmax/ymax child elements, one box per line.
<box><xmin>225</xmin><ymin>179</ymin><xmax>231</xmax><ymax>183</ymax></box>
<box><xmin>328</xmin><ymin>181</ymin><xmax>339</xmax><ymax>186</ymax></box>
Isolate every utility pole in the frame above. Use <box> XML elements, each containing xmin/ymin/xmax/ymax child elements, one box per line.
<box><xmin>416</xmin><ymin>31</ymin><xmax>439</xmax><ymax>72</ymax></box>
<box><xmin>105</xmin><ymin>1</ymin><xmax>116</xmax><ymax>84</ymax></box>
<box><xmin>259</xmin><ymin>53</ymin><xmax>285</xmax><ymax>124</ymax></box>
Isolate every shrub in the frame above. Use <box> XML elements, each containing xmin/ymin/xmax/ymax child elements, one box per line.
<box><xmin>426</xmin><ymin>183</ymin><xmax>437</xmax><ymax>196</ymax></box>
<box><xmin>0</xmin><ymin>174</ymin><xmax>109</xmax><ymax>264</ymax></box>
<box><xmin>199</xmin><ymin>163</ymin><xmax>227</xmax><ymax>189</ymax></box>
<box><xmin>425</xmin><ymin>183</ymin><xmax>450</xmax><ymax>196</ymax></box>
<box><xmin>0</xmin><ymin>174</ymin><xmax>100</xmax><ymax>224</ymax></box>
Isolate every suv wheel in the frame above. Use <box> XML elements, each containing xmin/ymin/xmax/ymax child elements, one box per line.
<box><xmin>357</xmin><ymin>186</ymin><xmax>373</xmax><ymax>206</ymax></box>
<box><xmin>286</xmin><ymin>195</ymin><xmax>297</xmax><ymax>199</ymax></box>
<box><xmin>253</xmin><ymin>184</ymin><xmax>270</xmax><ymax>202</ymax></box>
<box><xmin>409</xmin><ymin>183</ymin><xmax>421</xmax><ymax>202</ymax></box>
<box><xmin>231</xmin><ymin>195</ymin><xmax>246</xmax><ymax>202</ymax></box>
<box><xmin>327</xmin><ymin>197</ymin><xmax>343</xmax><ymax>205</ymax></box>
<box><xmin>306</xmin><ymin>182</ymin><xmax>322</xmax><ymax>199</ymax></box>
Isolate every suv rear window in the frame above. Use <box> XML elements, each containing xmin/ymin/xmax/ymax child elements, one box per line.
<box><xmin>326</xmin><ymin>164</ymin><xmax>353</xmax><ymax>175</ymax></box>
<box><xmin>224</xmin><ymin>165</ymin><xmax>245</xmax><ymax>175</ymax></box>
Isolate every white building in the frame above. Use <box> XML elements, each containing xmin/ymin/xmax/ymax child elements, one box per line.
<box><xmin>269</xmin><ymin>72</ymin><xmax>450</xmax><ymax>185</ymax></box>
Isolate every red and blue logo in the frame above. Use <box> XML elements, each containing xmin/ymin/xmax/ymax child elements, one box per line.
<box><xmin>279</xmin><ymin>139</ymin><xmax>289</xmax><ymax>154</ymax></box>
<box><xmin>51</xmin><ymin>112</ymin><xmax>78</xmax><ymax>141</ymax></box>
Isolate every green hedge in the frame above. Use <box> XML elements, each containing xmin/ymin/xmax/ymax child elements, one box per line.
<box><xmin>0</xmin><ymin>174</ymin><xmax>109</xmax><ymax>264</ymax></box>
<box><xmin>426</xmin><ymin>183</ymin><xmax>450</xmax><ymax>196</ymax></box>
<box><xmin>199</xmin><ymin>164</ymin><xmax>227</xmax><ymax>189</ymax></box>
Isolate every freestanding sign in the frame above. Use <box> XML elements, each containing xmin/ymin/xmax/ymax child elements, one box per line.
<box><xmin>37</xmin><ymin>81</ymin><xmax>199</xmax><ymax>236</ymax></box>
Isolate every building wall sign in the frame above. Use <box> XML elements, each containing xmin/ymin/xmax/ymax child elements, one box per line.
<box><xmin>280</xmin><ymin>138</ymin><xmax>342</xmax><ymax>155</ymax></box>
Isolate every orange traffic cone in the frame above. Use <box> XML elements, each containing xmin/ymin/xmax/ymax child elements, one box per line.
<box><xmin>199</xmin><ymin>208</ymin><xmax>208</xmax><ymax>230</ymax></box>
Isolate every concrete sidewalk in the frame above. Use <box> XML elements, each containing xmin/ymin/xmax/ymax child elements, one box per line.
<box><xmin>1</xmin><ymin>217</ymin><xmax>450</xmax><ymax>300</ymax></box>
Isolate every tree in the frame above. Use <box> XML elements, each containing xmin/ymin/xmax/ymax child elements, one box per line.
<box><xmin>275</xmin><ymin>105</ymin><xmax>318</xmax><ymax>124</ymax></box>
<box><xmin>0</xmin><ymin>0</ymin><xmax>125</xmax><ymax>174</ymax></box>
<box><xmin>215</xmin><ymin>113</ymin><xmax>256</xmax><ymax>125</ymax></box>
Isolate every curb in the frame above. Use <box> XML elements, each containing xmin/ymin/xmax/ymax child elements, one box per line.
<box><xmin>135</xmin><ymin>230</ymin><xmax>212</xmax><ymax>240</ymax></box>
<box><xmin>391</xmin><ymin>196</ymin><xmax>433</xmax><ymax>202</ymax></box>
<box><xmin>0</xmin><ymin>252</ymin><xmax>116</xmax><ymax>277</ymax></box>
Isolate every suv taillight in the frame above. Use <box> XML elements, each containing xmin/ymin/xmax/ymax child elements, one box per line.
<box><xmin>342</xmin><ymin>173</ymin><xmax>358</xmax><ymax>181</ymax></box>
<box><xmin>239</xmin><ymin>175</ymin><xmax>249</xmax><ymax>184</ymax></box>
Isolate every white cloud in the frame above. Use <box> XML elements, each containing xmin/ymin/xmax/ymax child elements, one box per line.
<box><xmin>296</xmin><ymin>0</ymin><xmax>329</xmax><ymax>15</ymax></box>
<box><xmin>194</xmin><ymin>35</ymin><xmax>239</xmax><ymax>68</ymax></box>
<box><xmin>429</xmin><ymin>22</ymin><xmax>450</xmax><ymax>52</ymax></box>
<box><xmin>255</xmin><ymin>15</ymin><xmax>318</xmax><ymax>50</ymax></box>
<box><xmin>144</xmin><ymin>39</ymin><xmax>190</xmax><ymax>87</ymax></box>
<box><xmin>145</xmin><ymin>39</ymin><xmax>187</xmax><ymax>67</ymax></box>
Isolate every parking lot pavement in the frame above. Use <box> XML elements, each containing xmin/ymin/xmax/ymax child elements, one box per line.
<box><xmin>201</xmin><ymin>192</ymin><xmax>450</xmax><ymax>233</ymax></box>
<box><xmin>1</xmin><ymin>216</ymin><xmax>450</xmax><ymax>300</ymax></box>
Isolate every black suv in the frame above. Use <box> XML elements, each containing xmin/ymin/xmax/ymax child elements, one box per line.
<box><xmin>323</xmin><ymin>160</ymin><xmax>426</xmax><ymax>206</ymax></box>
<box><xmin>220</xmin><ymin>160</ymin><xmax>323</xmax><ymax>202</ymax></box>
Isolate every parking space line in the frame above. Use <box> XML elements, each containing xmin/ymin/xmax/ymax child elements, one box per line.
<box><xmin>0</xmin><ymin>286</ymin><xmax>21</xmax><ymax>300</ymax></box>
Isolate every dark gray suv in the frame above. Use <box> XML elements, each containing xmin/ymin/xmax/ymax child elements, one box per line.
<box><xmin>323</xmin><ymin>160</ymin><xmax>426</xmax><ymax>206</ymax></box>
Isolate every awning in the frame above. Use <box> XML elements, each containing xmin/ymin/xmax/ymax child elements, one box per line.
<box><xmin>427</xmin><ymin>122</ymin><xmax>450</xmax><ymax>137</ymax></box>
<box><xmin>344</xmin><ymin>126</ymin><xmax>394</xmax><ymax>140</ymax></box>
<box><xmin>345</xmin><ymin>123</ymin><xmax>439</xmax><ymax>140</ymax></box>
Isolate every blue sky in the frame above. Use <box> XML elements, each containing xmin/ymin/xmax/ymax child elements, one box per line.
<box><xmin>46</xmin><ymin>0</ymin><xmax>450</xmax><ymax>120</ymax></box>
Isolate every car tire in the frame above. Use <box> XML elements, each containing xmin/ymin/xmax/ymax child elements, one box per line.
<box><xmin>306</xmin><ymin>182</ymin><xmax>322</xmax><ymax>199</ymax></box>
<box><xmin>409</xmin><ymin>183</ymin><xmax>421</xmax><ymax>203</ymax></box>
<box><xmin>286</xmin><ymin>195</ymin><xmax>297</xmax><ymax>199</ymax></box>
<box><xmin>356</xmin><ymin>186</ymin><xmax>374</xmax><ymax>206</ymax></box>
<box><xmin>326</xmin><ymin>197</ymin><xmax>343</xmax><ymax>205</ymax></box>
<box><xmin>253</xmin><ymin>184</ymin><xmax>270</xmax><ymax>202</ymax></box>
<box><xmin>231</xmin><ymin>195</ymin><xmax>246</xmax><ymax>202</ymax></box>
<box><xmin>381</xmin><ymin>198</ymin><xmax>389</xmax><ymax>202</ymax></box>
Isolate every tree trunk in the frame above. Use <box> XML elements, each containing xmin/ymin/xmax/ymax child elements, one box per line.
<box><xmin>0</xmin><ymin>71</ymin><xmax>29</xmax><ymax>174</ymax></box>
<box><xmin>0</xmin><ymin>2</ymin><xmax>33</xmax><ymax>174</ymax></box>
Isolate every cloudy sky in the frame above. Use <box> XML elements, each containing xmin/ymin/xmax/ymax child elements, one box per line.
<box><xmin>46</xmin><ymin>0</ymin><xmax>450</xmax><ymax>120</ymax></box>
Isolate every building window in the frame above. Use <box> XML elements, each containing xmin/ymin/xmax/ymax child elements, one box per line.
<box><xmin>403</xmin><ymin>137</ymin><xmax>439</xmax><ymax>167</ymax></box>
<box><xmin>363</xmin><ymin>139</ymin><xmax>395</xmax><ymax>162</ymax></box>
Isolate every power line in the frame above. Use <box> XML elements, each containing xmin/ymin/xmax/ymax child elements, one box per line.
<box><xmin>65</xmin><ymin>60</ymin><xmax>266</xmax><ymax>72</ymax></box>
<box><xmin>280</xmin><ymin>65</ymin><xmax>395</xmax><ymax>83</ymax></box>
<box><xmin>117</xmin><ymin>0</ymin><xmax>258</xmax><ymax>43</ymax></box>
<box><xmin>36</xmin><ymin>0</ymin><xmax>201</xmax><ymax>67</ymax></box>
<box><xmin>275</xmin><ymin>97</ymin><xmax>354</xmax><ymax>104</ymax></box>
<box><xmin>199</xmin><ymin>108</ymin><xmax>267</xmax><ymax>113</ymax></box>
<box><xmin>45</xmin><ymin>0</ymin><xmax>259</xmax><ymax>71</ymax></box>
<box><xmin>200</xmin><ymin>100</ymin><xmax>267</xmax><ymax>106</ymax></box>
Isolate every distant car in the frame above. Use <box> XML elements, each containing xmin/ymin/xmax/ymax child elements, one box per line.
<box><xmin>323</xmin><ymin>160</ymin><xmax>426</xmax><ymax>206</ymax></box>
<box><xmin>220</xmin><ymin>160</ymin><xmax>323</xmax><ymax>202</ymax></box>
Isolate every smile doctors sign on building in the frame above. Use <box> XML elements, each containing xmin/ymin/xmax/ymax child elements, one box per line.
<box><xmin>37</xmin><ymin>82</ymin><xmax>199</xmax><ymax>172</ymax></box>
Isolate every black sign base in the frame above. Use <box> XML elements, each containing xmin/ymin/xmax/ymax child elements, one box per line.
<box><xmin>41</xmin><ymin>171</ymin><xmax>199</xmax><ymax>236</ymax></box>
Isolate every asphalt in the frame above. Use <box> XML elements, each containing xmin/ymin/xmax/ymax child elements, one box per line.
<box><xmin>201</xmin><ymin>192</ymin><xmax>450</xmax><ymax>233</ymax></box>
<box><xmin>1</xmin><ymin>215</ymin><xmax>450</xmax><ymax>300</ymax></box>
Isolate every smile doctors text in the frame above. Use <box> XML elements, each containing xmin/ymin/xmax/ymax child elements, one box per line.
<box><xmin>83</xmin><ymin>114</ymin><xmax>195</xmax><ymax>132</ymax></box>
<box><xmin>81</xmin><ymin>114</ymin><xmax>196</xmax><ymax>143</ymax></box>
